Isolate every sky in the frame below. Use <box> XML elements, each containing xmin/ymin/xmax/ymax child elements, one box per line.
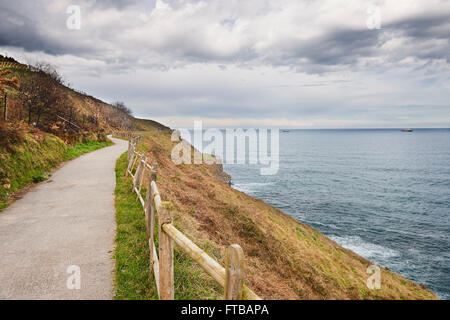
<box><xmin>0</xmin><ymin>0</ymin><xmax>449</xmax><ymax>128</ymax></box>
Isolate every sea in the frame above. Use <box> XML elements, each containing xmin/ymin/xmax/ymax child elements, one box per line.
<box><xmin>179</xmin><ymin>128</ymin><xmax>449</xmax><ymax>299</ymax></box>
<box><xmin>221</xmin><ymin>128</ymin><xmax>450</xmax><ymax>300</ymax></box>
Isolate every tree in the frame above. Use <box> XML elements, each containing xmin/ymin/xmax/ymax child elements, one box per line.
<box><xmin>112</xmin><ymin>101</ymin><xmax>133</xmax><ymax>116</ymax></box>
<box><xmin>101</xmin><ymin>101</ymin><xmax>134</xmax><ymax>130</ymax></box>
<box><xmin>18</xmin><ymin>63</ymin><xmax>65</xmax><ymax>126</ymax></box>
<box><xmin>0</xmin><ymin>70</ymin><xmax>20</xmax><ymax>121</ymax></box>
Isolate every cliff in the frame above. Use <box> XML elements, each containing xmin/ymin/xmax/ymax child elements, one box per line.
<box><xmin>133</xmin><ymin>130</ymin><xmax>438</xmax><ymax>300</ymax></box>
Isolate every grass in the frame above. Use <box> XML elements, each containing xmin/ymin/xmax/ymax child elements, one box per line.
<box><xmin>0</xmin><ymin>134</ymin><xmax>66</xmax><ymax>210</ymax></box>
<box><xmin>113</xmin><ymin>152</ymin><xmax>222</xmax><ymax>300</ymax></box>
<box><xmin>63</xmin><ymin>139</ymin><xmax>113</xmax><ymax>161</ymax></box>
<box><xmin>0</xmin><ymin>134</ymin><xmax>112</xmax><ymax>212</ymax></box>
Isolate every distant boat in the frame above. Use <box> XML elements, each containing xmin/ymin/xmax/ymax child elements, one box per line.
<box><xmin>401</xmin><ymin>128</ymin><xmax>413</xmax><ymax>132</ymax></box>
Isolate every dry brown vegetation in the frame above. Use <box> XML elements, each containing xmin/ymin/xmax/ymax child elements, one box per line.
<box><xmin>138</xmin><ymin>131</ymin><xmax>438</xmax><ymax>300</ymax></box>
<box><xmin>0</xmin><ymin>122</ymin><xmax>25</xmax><ymax>151</ymax></box>
<box><xmin>1</xmin><ymin>58</ymin><xmax>136</xmax><ymax>143</ymax></box>
<box><xmin>0</xmin><ymin>69</ymin><xmax>20</xmax><ymax>95</ymax></box>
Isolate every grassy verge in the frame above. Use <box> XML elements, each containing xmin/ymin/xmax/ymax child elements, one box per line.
<box><xmin>63</xmin><ymin>139</ymin><xmax>113</xmax><ymax>161</ymax></box>
<box><xmin>0</xmin><ymin>135</ymin><xmax>112</xmax><ymax>211</ymax></box>
<box><xmin>113</xmin><ymin>152</ymin><xmax>222</xmax><ymax>300</ymax></box>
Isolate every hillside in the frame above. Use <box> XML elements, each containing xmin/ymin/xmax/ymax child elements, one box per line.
<box><xmin>1</xmin><ymin>55</ymin><xmax>167</xmax><ymax>137</ymax></box>
<box><xmin>0</xmin><ymin>55</ymin><xmax>160</xmax><ymax>210</ymax></box>
<box><xmin>134</xmin><ymin>118</ymin><xmax>171</xmax><ymax>132</ymax></box>
<box><xmin>0</xmin><ymin>55</ymin><xmax>165</xmax><ymax>142</ymax></box>
<box><xmin>119</xmin><ymin>131</ymin><xmax>438</xmax><ymax>300</ymax></box>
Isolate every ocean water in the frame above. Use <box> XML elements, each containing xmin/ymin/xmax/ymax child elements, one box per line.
<box><xmin>222</xmin><ymin>129</ymin><xmax>450</xmax><ymax>299</ymax></box>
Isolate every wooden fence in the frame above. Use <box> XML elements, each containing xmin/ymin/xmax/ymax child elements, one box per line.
<box><xmin>114</xmin><ymin>131</ymin><xmax>143</xmax><ymax>145</ymax></box>
<box><xmin>123</xmin><ymin>135</ymin><xmax>261</xmax><ymax>300</ymax></box>
<box><xmin>0</xmin><ymin>62</ymin><xmax>33</xmax><ymax>71</ymax></box>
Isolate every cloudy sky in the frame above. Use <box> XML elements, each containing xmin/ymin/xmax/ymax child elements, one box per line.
<box><xmin>1</xmin><ymin>0</ymin><xmax>449</xmax><ymax>128</ymax></box>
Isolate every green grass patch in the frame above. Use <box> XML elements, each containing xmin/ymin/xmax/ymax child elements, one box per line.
<box><xmin>0</xmin><ymin>134</ymin><xmax>66</xmax><ymax>210</ymax></box>
<box><xmin>113</xmin><ymin>152</ymin><xmax>157</xmax><ymax>300</ymax></box>
<box><xmin>113</xmin><ymin>152</ymin><xmax>221</xmax><ymax>300</ymax></box>
<box><xmin>63</xmin><ymin>139</ymin><xmax>113</xmax><ymax>161</ymax></box>
<box><xmin>32</xmin><ymin>173</ymin><xmax>49</xmax><ymax>183</ymax></box>
<box><xmin>296</xmin><ymin>227</ymin><xmax>305</xmax><ymax>238</ymax></box>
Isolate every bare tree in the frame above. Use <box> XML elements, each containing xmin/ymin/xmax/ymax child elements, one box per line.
<box><xmin>33</xmin><ymin>62</ymin><xmax>64</xmax><ymax>85</ymax></box>
<box><xmin>100</xmin><ymin>101</ymin><xmax>135</xmax><ymax>130</ymax></box>
<box><xmin>0</xmin><ymin>70</ymin><xmax>20</xmax><ymax>121</ymax></box>
<box><xmin>18</xmin><ymin>63</ymin><xmax>66</xmax><ymax>126</ymax></box>
<box><xmin>112</xmin><ymin>101</ymin><xmax>133</xmax><ymax>116</ymax></box>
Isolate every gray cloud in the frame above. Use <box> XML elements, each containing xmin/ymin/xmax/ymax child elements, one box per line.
<box><xmin>391</xmin><ymin>12</ymin><xmax>450</xmax><ymax>40</ymax></box>
<box><xmin>2</xmin><ymin>1</ymin><xmax>449</xmax><ymax>71</ymax></box>
<box><xmin>0</xmin><ymin>6</ymin><xmax>61</xmax><ymax>54</ymax></box>
<box><xmin>264</xmin><ymin>12</ymin><xmax>450</xmax><ymax>73</ymax></box>
<box><xmin>0</xmin><ymin>0</ymin><xmax>449</xmax><ymax>127</ymax></box>
<box><xmin>0</xmin><ymin>2</ymin><xmax>97</xmax><ymax>56</ymax></box>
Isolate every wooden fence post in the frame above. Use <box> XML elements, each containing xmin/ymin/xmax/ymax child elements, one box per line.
<box><xmin>127</xmin><ymin>140</ymin><xmax>132</xmax><ymax>163</ymax></box>
<box><xmin>126</xmin><ymin>142</ymin><xmax>135</xmax><ymax>177</ymax></box>
<box><xmin>159</xmin><ymin>205</ymin><xmax>174</xmax><ymax>300</ymax></box>
<box><xmin>133</xmin><ymin>155</ymin><xmax>145</xmax><ymax>191</ymax></box>
<box><xmin>144</xmin><ymin>172</ymin><xmax>152</xmax><ymax>225</ymax></box>
<box><xmin>224</xmin><ymin>244</ymin><xmax>245</xmax><ymax>300</ymax></box>
<box><xmin>138</xmin><ymin>164</ymin><xmax>146</xmax><ymax>195</ymax></box>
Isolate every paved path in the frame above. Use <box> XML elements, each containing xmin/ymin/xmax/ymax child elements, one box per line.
<box><xmin>0</xmin><ymin>137</ymin><xmax>128</xmax><ymax>299</ymax></box>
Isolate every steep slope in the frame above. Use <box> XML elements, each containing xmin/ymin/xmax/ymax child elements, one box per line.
<box><xmin>0</xmin><ymin>126</ymin><xmax>66</xmax><ymax>210</ymax></box>
<box><xmin>134</xmin><ymin>131</ymin><xmax>438</xmax><ymax>300</ymax></box>
<box><xmin>134</xmin><ymin>118</ymin><xmax>171</xmax><ymax>132</ymax></box>
<box><xmin>0</xmin><ymin>55</ymin><xmax>134</xmax><ymax>142</ymax></box>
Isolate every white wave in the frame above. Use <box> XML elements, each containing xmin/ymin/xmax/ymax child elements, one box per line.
<box><xmin>233</xmin><ymin>182</ymin><xmax>275</xmax><ymax>193</ymax></box>
<box><xmin>330</xmin><ymin>235</ymin><xmax>399</xmax><ymax>259</ymax></box>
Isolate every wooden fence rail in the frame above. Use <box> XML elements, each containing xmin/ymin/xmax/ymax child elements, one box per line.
<box><xmin>114</xmin><ymin>131</ymin><xmax>143</xmax><ymax>146</ymax></box>
<box><xmin>121</xmin><ymin>135</ymin><xmax>261</xmax><ymax>300</ymax></box>
<box><xmin>0</xmin><ymin>62</ymin><xmax>30</xmax><ymax>70</ymax></box>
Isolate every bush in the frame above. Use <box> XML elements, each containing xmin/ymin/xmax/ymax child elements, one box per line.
<box><xmin>0</xmin><ymin>122</ymin><xmax>25</xmax><ymax>151</ymax></box>
<box><xmin>32</xmin><ymin>174</ymin><xmax>47</xmax><ymax>183</ymax></box>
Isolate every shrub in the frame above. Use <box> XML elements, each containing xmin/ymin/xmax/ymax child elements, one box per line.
<box><xmin>0</xmin><ymin>122</ymin><xmax>25</xmax><ymax>151</ymax></box>
<box><xmin>32</xmin><ymin>174</ymin><xmax>47</xmax><ymax>183</ymax></box>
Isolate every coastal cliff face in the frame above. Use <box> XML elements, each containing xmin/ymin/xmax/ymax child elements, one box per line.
<box><xmin>139</xmin><ymin>130</ymin><xmax>438</xmax><ymax>300</ymax></box>
<box><xmin>209</xmin><ymin>162</ymin><xmax>232</xmax><ymax>185</ymax></box>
